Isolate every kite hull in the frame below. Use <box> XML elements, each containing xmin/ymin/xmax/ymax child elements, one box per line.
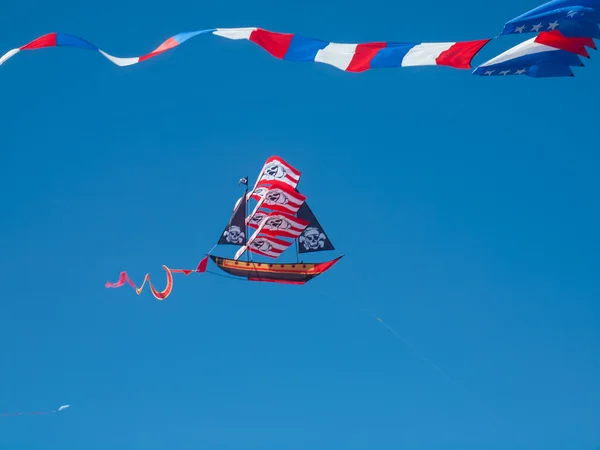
<box><xmin>209</xmin><ymin>255</ymin><xmax>343</xmax><ymax>284</ymax></box>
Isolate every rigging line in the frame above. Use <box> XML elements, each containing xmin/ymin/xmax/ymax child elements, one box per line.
<box><xmin>205</xmin><ymin>269</ymin><xmax>246</xmax><ymax>281</ymax></box>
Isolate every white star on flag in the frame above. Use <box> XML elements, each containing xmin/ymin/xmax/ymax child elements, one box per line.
<box><xmin>515</xmin><ymin>68</ymin><xmax>527</xmax><ymax>75</ymax></box>
<box><xmin>516</xmin><ymin>25</ymin><xmax>527</xmax><ymax>33</ymax></box>
<box><xmin>500</xmin><ymin>70</ymin><xmax>510</xmax><ymax>75</ymax></box>
<box><xmin>532</xmin><ymin>23</ymin><xmax>543</xmax><ymax>32</ymax></box>
<box><xmin>547</xmin><ymin>21</ymin><xmax>560</xmax><ymax>30</ymax></box>
<box><xmin>566</xmin><ymin>10</ymin><xmax>578</xmax><ymax>18</ymax></box>
<box><xmin>484</xmin><ymin>70</ymin><xmax>494</xmax><ymax>75</ymax></box>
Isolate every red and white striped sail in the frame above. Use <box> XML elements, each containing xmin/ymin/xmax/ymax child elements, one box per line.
<box><xmin>247</xmin><ymin>156</ymin><xmax>301</xmax><ymax>200</ymax></box>
<box><xmin>258</xmin><ymin>180</ymin><xmax>307</xmax><ymax>214</ymax></box>
<box><xmin>235</xmin><ymin>209</ymin><xmax>308</xmax><ymax>260</ymax></box>
<box><xmin>246</xmin><ymin>180</ymin><xmax>307</xmax><ymax>226</ymax></box>
<box><xmin>252</xmin><ymin>211</ymin><xmax>309</xmax><ymax>239</ymax></box>
<box><xmin>247</xmin><ymin>210</ymin><xmax>269</xmax><ymax>228</ymax></box>
<box><xmin>235</xmin><ymin>234</ymin><xmax>293</xmax><ymax>260</ymax></box>
<box><xmin>234</xmin><ymin>155</ymin><xmax>309</xmax><ymax>261</ymax></box>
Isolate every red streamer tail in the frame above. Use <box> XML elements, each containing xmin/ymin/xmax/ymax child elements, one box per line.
<box><xmin>105</xmin><ymin>256</ymin><xmax>208</xmax><ymax>300</ymax></box>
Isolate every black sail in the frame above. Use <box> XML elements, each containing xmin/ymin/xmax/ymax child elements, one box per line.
<box><xmin>218</xmin><ymin>195</ymin><xmax>247</xmax><ymax>246</ymax></box>
<box><xmin>296</xmin><ymin>202</ymin><xmax>334</xmax><ymax>253</ymax></box>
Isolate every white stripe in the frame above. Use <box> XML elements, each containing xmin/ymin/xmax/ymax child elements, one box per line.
<box><xmin>0</xmin><ymin>48</ymin><xmax>20</xmax><ymax>66</ymax></box>
<box><xmin>314</xmin><ymin>43</ymin><xmax>357</xmax><ymax>71</ymax></box>
<box><xmin>401</xmin><ymin>43</ymin><xmax>454</xmax><ymax>67</ymax></box>
<box><xmin>267</xmin><ymin>157</ymin><xmax>300</xmax><ymax>181</ymax></box>
<box><xmin>98</xmin><ymin>50</ymin><xmax>139</xmax><ymax>67</ymax></box>
<box><xmin>479</xmin><ymin>38</ymin><xmax>559</xmax><ymax>67</ymax></box>
<box><xmin>213</xmin><ymin>28</ymin><xmax>257</xmax><ymax>40</ymax></box>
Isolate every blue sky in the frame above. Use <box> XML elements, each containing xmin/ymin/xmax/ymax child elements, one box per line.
<box><xmin>1</xmin><ymin>0</ymin><xmax>599</xmax><ymax>449</ymax></box>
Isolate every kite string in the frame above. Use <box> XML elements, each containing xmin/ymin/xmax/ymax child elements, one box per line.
<box><xmin>342</xmin><ymin>300</ymin><xmax>529</xmax><ymax>450</ymax></box>
<box><xmin>1</xmin><ymin>405</ymin><xmax>69</xmax><ymax>417</ymax></box>
<box><xmin>374</xmin><ymin>315</ymin><xmax>465</xmax><ymax>391</ymax></box>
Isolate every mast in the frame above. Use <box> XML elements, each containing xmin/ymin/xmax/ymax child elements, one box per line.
<box><xmin>244</xmin><ymin>175</ymin><xmax>250</xmax><ymax>262</ymax></box>
<box><xmin>294</xmin><ymin>183</ymin><xmax>300</xmax><ymax>263</ymax></box>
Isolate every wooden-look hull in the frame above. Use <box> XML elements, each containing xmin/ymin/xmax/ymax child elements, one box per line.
<box><xmin>209</xmin><ymin>255</ymin><xmax>343</xmax><ymax>284</ymax></box>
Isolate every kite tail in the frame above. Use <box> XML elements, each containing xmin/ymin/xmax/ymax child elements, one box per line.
<box><xmin>105</xmin><ymin>257</ymin><xmax>208</xmax><ymax>300</ymax></box>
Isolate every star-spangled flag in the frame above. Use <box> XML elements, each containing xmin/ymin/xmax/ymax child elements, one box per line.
<box><xmin>501</xmin><ymin>0</ymin><xmax>600</xmax><ymax>38</ymax></box>
<box><xmin>239</xmin><ymin>176</ymin><xmax>248</xmax><ymax>186</ymax></box>
<box><xmin>473</xmin><ymin>31</ymin><xmax>586</xmax><ymax>77</ymax></box>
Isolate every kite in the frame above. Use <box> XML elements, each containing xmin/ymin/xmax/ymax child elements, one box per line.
<box><xmin>1</xmin><ymin>405</ymin><xmax>70</xmax><ymax>417</ymax></box>
<box><xmin>473</xmin><ymin>30</ymin><xmax>595</xmax><ymax>77</ymax></box>
<box><xmin>0</xmin><ymin>27</ymin><xmax>489</xmax><ymax>71</ymax></box>
<box><xmin>2</xmin><ymin>2</ymin><xmax>598</xmax><ymax>79</ymax></box>
<box><xmin>501</xmin><ymin>0</ymin><xmax>600</xmax><ymax>38</ymax></box>
<box><xmin>106</xmin><ymin>156</ymin><xmax>343</xmax><ymax>300</ymax></box>
<box><xmin>469</xmin><ymin>0</ymin><xmax>599</xmax><ymax>77</ymax></box>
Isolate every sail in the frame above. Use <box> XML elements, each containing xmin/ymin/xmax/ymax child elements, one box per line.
<box><xmin>246</xmin><ymin>180</ymin><xmax>307</xmax><ymax>225</ymax></box>
<box><xmin>296</xmin><ymin>202</ymin><xmax>335</xmax><ymax>253</ymax></box>
<box><xmin>217</xmin><ymin>193</ymin><xmax>247</xmax><ymax>246</ymax></box>
<box><xmin>235</xmin><ymin>211</ymin><xmax>303</xmax><ymax>260</ymax></box>
<box><xmin>247</xmin><ymin>156</ymin><xmax>301</xmax><ymax>200</ymax></box>
<box><xmin>251</xmin><ymin>211</ymin><xmax>309</xmax><ymax>239</ymax></box>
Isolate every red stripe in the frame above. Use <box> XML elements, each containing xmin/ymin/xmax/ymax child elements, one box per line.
<box><xmin>346</xmin><ymin>42</ymin><xmax>386</xmax><ymax>72</ymax></box>
<box><xmin>535</xmin><ymin>30</ymin><xmax>594</xmax><ymax>57</ymax></box>
<box><xmin>249</xmin><ymin>277</ymin><xmax>306</xmax><ymax>285</ymax></box>
<box><xmin>263</xmin><ymin>179</ymin><xmax>306</xmax><ymax>203</ymax></box>
<box><xmin>249</xmin><ymin>29</ymin><xmax>293</xmax><ymax>59</ymax></box>
<box><xmin>253</xmin><ymin>233</ymin><xmax>290</xmax><ymax>247</ymax></box>
<box><xmin>139</xmin><ymin>37</ymin><xmax>180</xmax><ymax>62</ymax></box>
<box><xmin>435</xmin><ymin>39</ymin><xmax>490</xmax><ymax>69</ymax></box>
<box><xmin>21</xmin><ymin>33</ymin><xmax>57</xmax><ymax>50</ymax></box>
<box><xmin>264</xmin><ymin>156</ymin><xmax>301</xmax><ymax>178</ymax></box>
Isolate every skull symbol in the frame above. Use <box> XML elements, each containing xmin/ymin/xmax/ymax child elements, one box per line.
<box><xmin>263</xmin><ymin>162</ymin><xmax>286</xmax><ymax>180</ymax></box>
<box><xmin>254</xmin><ymin>187</ymin><xmax>268</xmax><ymax>198</ymax></box>
<box><xmin>299</xmin><ymin>227</ymin><xmax>326</xmax><ymax>251</ymax></box>
<box><xmin>251</xmin><ymin>213</ymin><xmax>266</xmax><ymax>225</ymax></box>
<box><xmin>265</xmin><ymin>189</ymin><xmax>289</xmax><ymax>205</ymax></box>
<box><xmin>251</xmin><ymin>239</ymin><xmax>273</xmax><ymax>253</ymax></box>
<box><xmin>224</xmin><ymin>225</ymin><xmax>245</xmax><ymax>244</ymax></box>
<box><xmin>265</xmin><ymin>216</ymin><xmax>290</xmax><ymax>231</ymax></box>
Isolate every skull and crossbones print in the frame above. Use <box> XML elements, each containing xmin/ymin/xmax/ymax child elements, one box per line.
<box><xmin>264</xmin><ymin>215</ymin><xmax>292</xmax><ymax>232</ymax></box>
<box><xmin>262</xmin><ymin>161</ymin><xmax>287</xmax><ymax>182</ymax></box>
<box><xmin>299</xmin><ymin>227</ymin><xmax>327</xmax><ymax>250</ymax></box>
<box><xmin>251</xmin><ymin>238</ymin><xmax>273</xmax><ymax>253</ymax></box>
<box><xmin>250</xmin><ymin>213</ymin><xmax>267</xmax><ymax>226</ymax></box>
<box><xmin>264</xmin><ymin>189</ymin><xmax>290</xmax><ymax>206</ymax></box>
<box><xmin>223</xmin><ymin>225</ymin><xmax>245</xmax><ymax>244</ymax></box>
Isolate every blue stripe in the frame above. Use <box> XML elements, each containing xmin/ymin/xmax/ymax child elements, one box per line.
<box><xmin>172</xmin><ymin>29</ymin><xmax>215</xmax><ymax>45</ymax></box>
<box><xmin>283</xmin><ymin>35</ymin><xmax>328</xmax><ymax>61</ymax></box>
<box><xmin>370</xmin><ymin>43</ymin><xmax>416</xmax><ymax>68</ymax></box>
<box><xmin>473</xmin><ymin>48</ymin><xmax>583</xmax><ymax>77</ymax></box>
<box><xmin>528</xmin><ymin>62</ymin><xmax>574</xmax><ymax>77</ymax></box>
<box><xmin>56</xmin><ymin>33</ymin><xmax>97</xmax><ymax>51</ymax></box>
<box><xmin>473</xmin><ymin>63</ymin><xmax>573</xmax><ymax>77</ymax></box>
<box><xmin>559</xmin><ymin>19</ymin><xmax>600</xmax><ymax>38</ymax></box>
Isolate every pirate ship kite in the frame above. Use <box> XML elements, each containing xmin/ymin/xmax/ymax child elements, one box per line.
<box><xmin>210</xmin><ymin>155</ymin><xmax>343</xmax><ymax>284</ymax></box>
<box><xmin>105</xmin><ymin>156</ymin><xmax>343</xmax><ymax>299</ymax></box>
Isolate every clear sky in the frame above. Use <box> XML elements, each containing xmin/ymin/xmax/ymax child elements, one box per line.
<box><xmin>1</xmin><ymin>0</ymin><xmax>599</xmax><ymax>449</ymax></box>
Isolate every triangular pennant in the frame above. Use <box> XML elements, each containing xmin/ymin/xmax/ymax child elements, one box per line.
<box><xmin>296</xmin><ymin>202</ymin><xmax>335</xmax><ymax>253</ymax></box>
<box><xmin>218</xmin><ymin>194</ymin><xmax>247</xmax><ymax>246</ymax></box>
